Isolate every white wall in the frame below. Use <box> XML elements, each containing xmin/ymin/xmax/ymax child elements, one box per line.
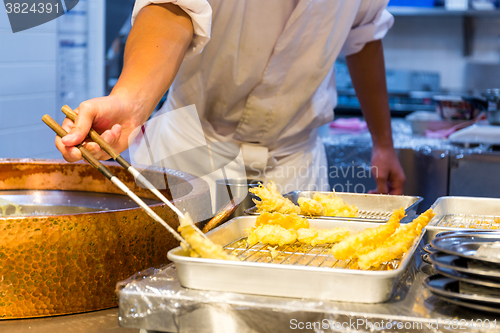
<box><xmin>0</xmin><ymin>0</ymin><xmax>104</xmax><ymax>159</ymax></box>
<box><xmin>0</xmin><ymin>9</ymin><xmax>58</xmax><ymax>158</ymax></box>
<box><xmin>383</xmin><ymin>15</ymin><xmax>500</xmax><ymax>92</ymax></box>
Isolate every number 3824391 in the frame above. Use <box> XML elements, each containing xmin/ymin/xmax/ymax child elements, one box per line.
<box><xmin>5</xmin><ymin>2</ymin><xmax>60</xmax><ymax>14</ymax></box>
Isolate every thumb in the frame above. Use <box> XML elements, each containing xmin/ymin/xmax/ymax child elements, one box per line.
<box><xmin>61</xmin><ymin>103</ymin><xmax>96</xmax><ymax>146</ymax></box>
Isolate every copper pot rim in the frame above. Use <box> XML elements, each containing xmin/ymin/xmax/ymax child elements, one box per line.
<box><xmin>0</xmin><ymin>158</ymin><xmax>210</xmax><ymax>220</ymax></box>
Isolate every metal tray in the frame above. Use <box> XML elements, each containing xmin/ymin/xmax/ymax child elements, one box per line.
<box><xmin>429</xmin><ymin>252</ymin><xmax>500</xmax><ymax>279</ymax></box>
<box><xmin>168</xmin><ymin>216</ymin><xmax>424</xmax><ymax>303</ymax></box>
<box><xmin>433</xmin><ymin>265</ymin><xmax>500</xmax><ymax>289</ymax></box>
<box><xmin>431</xmin><ymin>233</ymin><xmax>500</xmax><ymax>265</ymax></box>
<box><xmin>245</xmin><ymin>191</ymin><xmax>422</xmax><ymax>222</ymax></box>
<box><xmin>424</xmin><ymin>275</ymin><xmax>500</xmax><ymax>306</ymax></box>
<box><xmin>433</xmin><ymin>294</ymin><xmax>500</xmax><ymax>315</ymax></box>
<box><xmin>426</xmin><ymin>196</ymin><xmax>500</xmax><ymax>240</ymax></box>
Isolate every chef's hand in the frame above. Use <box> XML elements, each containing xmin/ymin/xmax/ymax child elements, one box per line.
<box><xmin>54</xmin><ymin>94</ymin><xmax>142</xmax><ymax>162</ymax></box>
<box><xmin>369</xmin><ymin>146</ymin><xmax>406</xmax><ymax>195</ymax></box>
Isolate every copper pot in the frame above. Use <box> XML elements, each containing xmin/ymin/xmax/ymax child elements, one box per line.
<box><xmin>0</xmin><ymin>159</ymin><xmax>211</xmax><ymax>319</ymax></box>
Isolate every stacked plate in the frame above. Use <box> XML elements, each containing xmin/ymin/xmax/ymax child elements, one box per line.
<box><xmin>424</xmin><ymin>231</ymin><xmax>500</xmax><ymax>314</ymax></box>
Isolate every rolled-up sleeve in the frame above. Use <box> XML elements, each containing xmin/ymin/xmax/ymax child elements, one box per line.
<box><xmin>132</xmin><ymin>0</ymin><xmax>212</xmax><ymax>58</ymax></box>
<box><xmin>341</xmin><ymin>0</ymin><xmax>394</xmax><ymax>56</ymax></box>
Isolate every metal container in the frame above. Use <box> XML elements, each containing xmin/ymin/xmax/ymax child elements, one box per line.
<box><xmin>482</xmin><ymin>89</ymin><xmax>500</xmax><ymax>125</ymax></box>
<box><xmin>246</xmin><ymin>191</ymin><xmax>422</xmax><ymax>222</ymax></box>
<box><xmin>426</xmin><ymin>196</ymin><xmax>500</xmax><ymax>241</ymax></box>
<box><xmin>488</xmin><ymin>110</ymin><xmax>500</xmax><ymax>126</ymax></box>
<box><xmin>168</xmin><ymin>216</ymin><xmax>424</xmax><ymax>303</ymax></box>
<box><xmin>215</xmin><ymin>178</ymin><xmax>260</xmax><ymax>218</ymax></box>
<box><xmin>0</xmin><ymin>159</ymin><xmax>211</xmax><ymax>319</ymax></box>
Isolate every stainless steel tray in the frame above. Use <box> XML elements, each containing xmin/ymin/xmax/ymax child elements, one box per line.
<box><xmin>431</xmin><ymin>233</ymin><xmax>500</xmax><ymax>264</ymax></box>
<box><xmin>245</xmin><ymin>191</ymin><xmax>422</xmax><ymax>222</ymax></box>
<box><xmin>167</xmin><ymin>216</ymin><xmax>424</xmax><ymax>303</ymax></box>
<box><xmin>433</xmin><ymin>294</ymin><xmax>500</xmax><ymax>315</ymax></box>
<box><xmin>429</xmin><ymin>252</ymin><xmax>500</xmax><ymax>279</ymax></box>
<box><xmin>433</xmin><ymin>265</ymin><xmax>500</xmax><ymax>289</ymax></box>
<box><xmin>427</xmin><ymin>196</ymin><xmax>500</xmax><ymax>240</ymax></box>
<box><xmin>424</xmin><ymin>275</ymin><xmax>500</xmax><ymax>306</ymax></box>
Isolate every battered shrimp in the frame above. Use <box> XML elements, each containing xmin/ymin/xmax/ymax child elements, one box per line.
<box><xmin>357</xmin><ymin>209</ymin><xmax>435</xmax><ymax>269</ymax></box>
<box><xmin>255</xmin><ymin>212</ymin><xmax>309</xmax><ymax>230</ymax></box>
<box><xmin>249</xmin><ymin>182</ymin><xmax>301</xmax><ymax>214</ymax></box>
<box><xmin>178</xmin><ymin>213</ymin><xmax>239</xmax><ymax>260</ymax></box>
<box><xmin>298</xmin><ymin>197</ymin><xmax>324</xmax><ymax>216</ymax></box>
<box><xmin>297</xmin><ymin>227</ymin><xmax>351</xmax><ymax>246</ymax></box>
<box><xmin>313</xmin><ymin>192</ymin><xmax>359</xmax><ymax>217</ymax></box>
<box><xmin>329</xmin><ymin>207</ymin><xmax>405</xmax><ymax>260</ymax></box>
<box><xmin>247</xmin><ymin>224</ymin><xmax>298</xmax><ymax>246</ymax></box>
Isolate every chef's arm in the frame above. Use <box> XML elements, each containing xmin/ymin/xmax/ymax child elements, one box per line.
<box><xmin>345</xmin><ymin>40</ymin><xmax>406</xmax><ymax>194</ymax></box>
<box><xmin>112</xmin><ymin>3</ymin><xmax>193</xmax><ymax>116</ymax></box>
<box><xmin>56</xmin><ymin>3</ymin><xmax>193</xmax><ymax>161</ymax></box>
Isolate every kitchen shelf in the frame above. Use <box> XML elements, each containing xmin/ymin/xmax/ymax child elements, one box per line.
<box><xmin>387</xmin><ymin>6</ymin><xmax>500</xmax><ymax>56</ymax></box>
<box><xmin>388</xmin><ymin>6</ymin><xmax>500</xmax><ymax>16</ymax></box>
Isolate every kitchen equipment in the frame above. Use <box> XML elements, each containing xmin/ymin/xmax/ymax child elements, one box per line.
<box><xmin>215</xmin><ymin>178</ymin><xmax>260</xmax><ymax>217</ymax></box>
<box><xmin>431</xmin><ymin>233</ymin><xmax>500</xmax><ymax>264</ymax></box>
<box><xmin>424</xmin><ymin>275</ymin><xmax>500</xmax><ymax>309</ymax></box>
<box><xmin>482</xmin><ymin>89</ymin><xmax>500</xmax><ymax>125</ymax></box>
<box><xmin>0</xmin><ymin>196</ymin><xmax>22</xmax><ymax>215</ymax></box>
<box><xmin>424</xmin><ymin>243</ymin><xmax>438</xmax><ymax>253</ymax></box>
<box><xmin>432</xmin><ymin>265</ymin><xmax>500</xmax><ymax>289</ymax></box>
<box><xmin>426</xmin><ymin>196</ymin><xmax>500</xmax><ymax>240</ymax></box>
<box><xmin>0</xmin><ymin>159</ymin><xmax>210</xmax><ymax>319</ymax></box>
<box><xmin>432</xmin><ymin>293</ymin><xmax>500</xmax><ymax>315</ymax></box>
<box><xmin>429</xmin><ymin>252</ymin><xmax>500</xmax><ymax>278</ymax></box>
<box><xmin>448</xmin><ymin>124</ymin><xmax>500</xmax><ymax>145</ymax></box>
<box><xmin>245</xmin><ymin>191</ymin><xmax>422</xmax><ymax>222</ymax></box>
<box><xmin>202</xmin><ymin>198</ymin><xmax>240</xmax><ymax>233</ymax></box>
<box><xmin>434</xmin><ymin>96</ymin><xmax>487</xmax><ymax>121</ymax></box>
<box><xmin>488</xmin><ymin>110</ymin><xmax>500</xmax><ymax>126</ymax></box>
<box><xmin>405</xmin><ymin>111</ymin><xmax>464</xmax><ymax>136</ymax></box>
<box><xmin>167</xmin><ymin>216</ymin><xmax>424</xmax><ymax>303</ymax></box>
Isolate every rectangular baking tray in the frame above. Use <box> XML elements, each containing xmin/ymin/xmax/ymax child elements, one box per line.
<box><xmin>426</xmin><ymin>196</ymin><xmax>500</xmax><ymax>241</ymax></box>
<box><xmin>245</xmin><ymin>191</ymin><xmax>422</xmax><ymax>222</ymax></box>
<box><xmin>168</xmin><ymin>216</ymin><xmax>424</xmax><ymax>303</ymax></box>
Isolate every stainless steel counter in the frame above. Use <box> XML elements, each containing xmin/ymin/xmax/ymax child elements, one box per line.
<box><xmin>117</xmin><ymin>234</ymin><xmax>500</xmax><ymax>333</ymax></box>
<box><xmin>0</xmin><ymin>308</ymin><xmax>138</xmax><ymax>333</ymax></box>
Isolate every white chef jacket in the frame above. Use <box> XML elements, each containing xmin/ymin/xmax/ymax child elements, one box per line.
<box><xmin>130</xmin><ymin>0</ymin><xmax>394</xmax><ymax>197</ymax></box>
